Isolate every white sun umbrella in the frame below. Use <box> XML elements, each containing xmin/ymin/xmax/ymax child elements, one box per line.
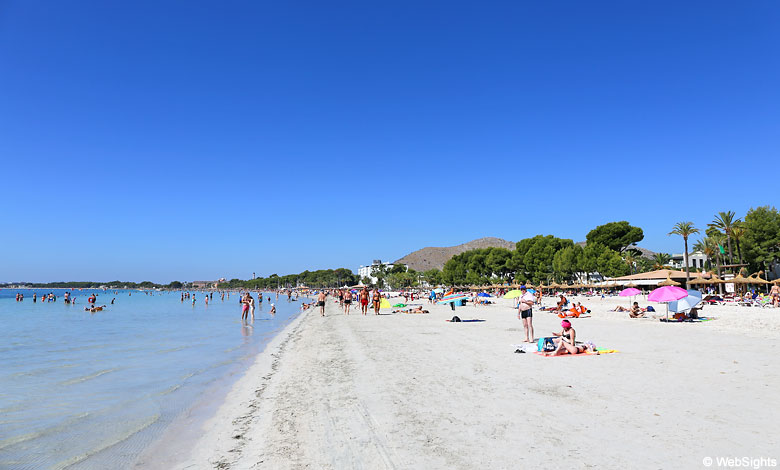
<box><xmin>668</xmin><ymin>289</ymin><xmax>703</xmax><ymax>313</ymax></box>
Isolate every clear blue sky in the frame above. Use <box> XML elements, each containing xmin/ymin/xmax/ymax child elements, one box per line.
<box><xmin>1</xmin><ymin>1</ymin><xmax>778</xmax><ymax>283</ymax></box>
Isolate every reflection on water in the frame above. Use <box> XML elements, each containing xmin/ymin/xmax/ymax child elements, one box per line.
<box><xmin>0</xmin><ymin>289</ymin><xmax>303</xmax><ymax>470</ymax></box>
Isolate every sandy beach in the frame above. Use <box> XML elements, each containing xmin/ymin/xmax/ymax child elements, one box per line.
<box><xmin>165</xmin><ymin>295</ymin><xmax>780</xmax><ymax>469</ymax></box>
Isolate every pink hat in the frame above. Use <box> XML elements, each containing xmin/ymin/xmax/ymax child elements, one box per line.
<box><xmin>561</xmin><ymin>320</ymin><xmax>572</xmax><ymax>328</ymax></box>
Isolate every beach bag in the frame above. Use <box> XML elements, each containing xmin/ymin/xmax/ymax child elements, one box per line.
<box><xmin>537</xmin><ymin>337</ymin><xmax>555</xmax><ymax>352</ymax></box>
<box><xmin>451</xmin><ymin>316</ymin><xmax>461</xmax><ymax>322</ymax></box>
<box><xmin>646</xmin><ymin>306</ymin><xmax>655</xmax><ymax>312</ymax></box>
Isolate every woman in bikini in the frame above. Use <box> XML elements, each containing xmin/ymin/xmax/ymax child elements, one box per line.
<box><xmin>547</xmin><ymin>320</ymin><xmax>588</xmax><ymax>356</ymax></box>
<box><xmin>372</xmin><ymin>289</ymin><xmax>382</xmax><ymax>315</ymax></box>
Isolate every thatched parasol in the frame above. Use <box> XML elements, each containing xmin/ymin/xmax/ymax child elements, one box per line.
<box><xmin>689</xmin><ymin>277</ymin><xmax>720</xmax><ymax>286</ymax></box>
<box><xmin>658</xmin><ymin>274</ymin><xmax>681</xmax><ymax>287</ymax></box>
<box><xmin>625</xmin><ymin>282</ymin><xmax>638</xmax><ymax>288</ymax></box>
<box><xmin>727</xmin><ymin>273</ymin><xmax>751</xmax><ymax>284</ymax></box>
<box><xmin>747</xmin><ymin>273</ymin><xmax>770</xmax><ymax>285</ymax></box>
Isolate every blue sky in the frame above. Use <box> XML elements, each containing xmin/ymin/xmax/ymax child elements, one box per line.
<box><xmin>1</xmin><ymin>1</ymin><xmax>778</xmax><ymax>282</ymax></box>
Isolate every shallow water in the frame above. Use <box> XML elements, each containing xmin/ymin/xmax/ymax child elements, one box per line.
<box><xmin>0</xmin><ymin>289</ymin><xmax>302</xmax><ymax>470</ymax></box>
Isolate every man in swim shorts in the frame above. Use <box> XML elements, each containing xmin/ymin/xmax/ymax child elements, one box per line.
<box><xmin>359</xmin><ymin>287</ymin><xmax>370</xmax><ymax>315</ymax></box>
<box><xmin>343</xmin><ymin>290</ymin><xmax>352</xmax><ymax>315</ymax></box>
<box><xmin>517</xmin><ymin>285</ymin><xmax>535</xmax><ymax>343</ymax></box>
<box><xmin>317</xmin><ymin>291</ymin><xmax>327</xmax><ymax>317</ymax></box>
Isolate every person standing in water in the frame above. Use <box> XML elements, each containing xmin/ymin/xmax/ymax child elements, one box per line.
<box><xmin>270</xmin><ymin>303</ymin><xmax>276</xmax><ymax>315</ymax></box>
<box><xmin>248</xmin><ymin>293</ymin><xmax>255</xmax><ymax>319</ymax></box>
<box><xmin>241</xmin><ymin>293</ymin><xmax>250</xmax><ymax>321</ymax></box>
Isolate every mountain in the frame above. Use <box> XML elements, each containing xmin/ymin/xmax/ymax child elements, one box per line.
<box><xmin>394</xmin><ymin>237</ymin><xmax>516</xmax><ymax>272</ymax></box>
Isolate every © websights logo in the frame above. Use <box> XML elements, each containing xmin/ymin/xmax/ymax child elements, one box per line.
<box><xmin>702</xmin><ymin>456</ymin><xmax>778</xmax><ymax>469</ymax></box>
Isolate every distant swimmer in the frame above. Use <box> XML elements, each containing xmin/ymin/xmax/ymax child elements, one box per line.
<box><xmin>248</xmin><ymin>293</ymin><xmax>255</xmax><ymax>319</ymax></box>
<box><xmin>111</xmin><ymin>298</ymin><xmax>115</xmax><ymax>304</ymax></box>
<box><xmin>64</xmin><ymin>292</ymin><xmax>70</xmax><ymax>304</ymax></box>
<box><xmin>33</xmin><ymin>293</ymin><xmax>37</xmax><ymax>303</ymax></box>
<box><xmin>317</xmin><ymin>291</ymin><xmax>327</xmax><ymax>317</ymax></box>
<box><xmin>192</xmin><ymin>295</ymin><xmax>196</xmax><ymax>305</ymax></box>
<box><xmin>205</xmin><ymin>295</ymin><xmax>209</xmax><ymax>305</ymax></box>
<box><xmin>85</xmin><ymin>305</ymin><xmax>106</xmax><ymax>312</ymax></box>
<box><xmin>88</xmin><ymin>294</ymin><xmax>96</xmax><ymax>304</ymax></box>
<box><xmin>270</xmin><ymin>303</ymin><xmax>276</xmax><ymax>315</ymax></box>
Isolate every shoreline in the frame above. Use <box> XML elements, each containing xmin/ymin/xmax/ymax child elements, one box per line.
<box><xmin>149</xmin><ymin>304</ymin><xmax>313</xmax><ymax>470</ymax></box>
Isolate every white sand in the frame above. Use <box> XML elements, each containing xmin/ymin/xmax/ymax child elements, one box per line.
<box><xmin>168</xmin><ymin>295</ymin><xmax>780</xmax><ymax>469</ymax></box>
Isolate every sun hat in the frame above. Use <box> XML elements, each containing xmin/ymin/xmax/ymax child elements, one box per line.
<box><xmin>561</xmin><ymin>319</ymin><xmax>571</xmax><ymax>328</ymax></box>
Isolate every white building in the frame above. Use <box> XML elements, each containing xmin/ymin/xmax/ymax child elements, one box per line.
<box><xmin>670</xmin><ymin>251</ymin><xmax>708</xmax><ymax>270</ymax></box>
<box><xmin>357</xmin><ymin>260</ymin><xmax>403</xmax><ymax>285</ymax></box>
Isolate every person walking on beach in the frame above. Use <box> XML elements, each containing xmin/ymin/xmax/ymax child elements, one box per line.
<box><xmin>317</xmin><ymin>291</ymin><xmax>327</xmax><ymax>316</ymax></box>
<box><xmin>359</xmin><ymin>287</ymin><xmax>370</xmax><ymax>315</ymax></box>
<box><xmin>518</xmin><ymin>285</ymin><xmax>535</xmax><ymax>343</ymax></box>
<box><xmin>372</xmin><ymin>289</ymin><xmax>382</xmax><ymax>315</ymax></box>
<box><xmin>343</xmin><ymin>290</ymin><xmax>352</xmax><ymax>315</ymax></box>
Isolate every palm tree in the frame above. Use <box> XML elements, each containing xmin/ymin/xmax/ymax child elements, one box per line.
<box><xmin>668</xmin><ymin>222</ymin><xmax>700</xmax><ymax>288</ymax></box>
<box><xmin>731</xmin><ymin>225</ymin><xmax>746</xmax><ymax>265</ymax></box>
<box><xmin>652</xmin><ymin>253</ymin><xmax>672</xmax><ymax>269</ymax></box>
<box><xmin>623</xmin><ymin>253</ymin><xmax>637</xmax><ymax>275</ymax></box>
<box><xmin>692</xmin><ymin>238</ymin><xmax>716</xmax><ymax>271</ymax></box>
<box><xmin>708</xmin><ymin>211</ymin><xmax>741</xmax><ymax>266</ymax></box>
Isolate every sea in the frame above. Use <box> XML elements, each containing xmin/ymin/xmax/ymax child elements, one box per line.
<box><xmin>0</xmin><ymin>288</ymin><xmax>304</xmax><ymax>470</ymax></box>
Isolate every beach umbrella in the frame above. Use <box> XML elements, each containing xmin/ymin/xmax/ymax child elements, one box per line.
<box><xmin>503</xmin><ymin>290</ymin><xmax>523</xmax><ymax>299</ymax></box>
<box><xmin>668</xmin><ymin>289</ymin><xmax>703</xmax><ymax>313</ymax></box>
<box><xmin>648</xmin><ymin>285</ymin><xmax>689</xmax><ymax>321</ymax></box>
<box><xmin>747</xmin><ymin>274</ymin><xmax>770</xmax><ymax>285</ymax></box>
<box><xmin>619</xmin><ymin>287</ymin><xmax>641</xmax><ymax>308</ymax></box>
<box><xmin>657</xmin><ymin>273</ymin><xmax>681</xmax><ymax>287</ymax></box>
<box><xmin>436</xmin><ymin>293</ymin><xmax>469</xmax><ymax>304</ymax></box>
<box><xmin>689</xmin><ymin>277</ymin><xmax>719</xmax><ymax>286</ymax></box>
<box><xmin>625</xmin><ymin>282</ymin><xmax>638</xmax><ymax>288</ymax></box>
<box><xmin>619</xmin><ymin>288</ymin><xmax>641</xmax><ymax>297</ymax></box>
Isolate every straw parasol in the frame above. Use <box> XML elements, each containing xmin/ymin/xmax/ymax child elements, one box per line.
<box><xmin>727</xmin><ymin>273</ymin><xmax>751</xmax><ymax>285</ymax></box>
<box><xmin>747</xmin><ymin>273</ymin><xmax>770</xmax><ymax>285</ymax></box>
<box><xmin>689</xmin><ymin>277</ymin><xmax>721</xmax><ymax>286</ymax></box>
<box><xmin>625</xmin><ymin>282</ymin><xmax>638</xmax><ymax>288</ymax></box>
<box><xmin>658</xmin><ymin>273</ymin><xmax>681</xmax><ymax>287</ymax></box>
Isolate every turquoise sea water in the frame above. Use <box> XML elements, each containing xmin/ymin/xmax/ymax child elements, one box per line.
<box><xmin>0</xmin><ymin>289</ymin><xmax>302</xmax><ymax>469</ymax></box>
